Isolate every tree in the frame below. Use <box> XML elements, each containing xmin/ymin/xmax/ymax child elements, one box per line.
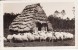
<box><xmin>4</xmin><ymin>13</ymin><xmax>18</xmax><ymax>28</ymax></box>
<box><xmin>48</xmin><ymin>15</ymin><xmax>75</xmax><ymax>29</ymax></box>
<box><xmin>72</xmin><ymin>7</ymin><xmax>75</xmax><ymax>18</ymax></box>
<box><xmin>61</xmin><ymin>10</ymin><xmax>66</xmax><ymax>29</ymax></box>
<box><xmin>61</xmin><ymin>10</ymin><xmax>66</xmax><ymax>17</ymax></box>
<box><xmin>66</xmin><ymin>17</ymin><xmax>70</xmax><ymax>20</ymax></box>
<box><xmin>54</xmin><ymin>10</ymin><xmax>59</xmax><ymax>17</ymax></box>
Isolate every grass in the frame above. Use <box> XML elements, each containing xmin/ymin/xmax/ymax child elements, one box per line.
<box><xmin>4</xmin><ymin>28</ymin><xmax>75</xmax><ymax>47</ymax></box>
<box><xmin>4</xmin><ymin>38</ymin><xmax>75</xmax><ymax>47</ymax></box>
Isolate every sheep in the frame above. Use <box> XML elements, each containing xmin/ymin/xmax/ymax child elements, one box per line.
<box><xmin>61</xmin><ymin>32</ymin><xmax>68</xmax><ymax>39</ymax></box>
<box><xmin>69</xmin><ymin>33</ymin><xmax>74</xmax><ymax>39</ymax></box>
<box><xmin>39</xmin><ymin>35</ymin><xmax>46</xmax><ymax>42</ymax></box>
<box><xmin>4</xmin><ymin>37</ymin><xmax>7</xmax><ymax>42</ymax></box>
<box><xmin>46</xmin><ymin>31</ymin><xmax>54</xmax><ymax>42</ymax></box>
<box><xmin>54</xmin><ymin>32</ymin><xmax>64</xmax><ymax>41</ymax></box>
<box><xmin>33</xmin><ymin>34</ymin><xmax>40</xmax><ymax>41</ymax></box>
<box><xmin>68</xmin><ymin>33</ymin><xmax>73</xmax><ymax>38</ymax></box>
<box><xmin>52</xmin><ymin>34</ymin><xmax>56</xmax><ymax>40</ymax></box>
<box><xmin>21</xmin><ymin>33</ymin><xmax>28</xmax><ymax>42</ymax></box>
<box><xmin>38</xmin><ymin>31</ymin><xmax>47</xmax><ymax>42</ymax></box>
<box><xmin>66</xmin><ymin>33</ymin><xmax>74</xmax><ymax>39</ymax></box>
<box><xmin>61</xmin><ymin>32</ymin><xmax>74</xmax><ymax>40</ymax></box>
<box><xmin>26</xmin><ymin>33</ymin><xmax>35</xmax><ymax>42</ymax></box>
<box><xmin>7</xmin><ymin>34</ymin><xmax>13</xmax><ymax>43</ymax></box>
<box><xmin>12</xmin><ymin>33</ymin><xmax>23</xmax><ymax>42</ymax></box>
<box><xmin>33</xmin><ymin>32</ymin><xmax>40</xmax><ymax>41</ymax></box>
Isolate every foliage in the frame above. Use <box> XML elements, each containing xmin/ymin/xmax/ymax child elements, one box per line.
<box><xmin>48</xmin><ymin>15</ymin><xmax>75</xmax><ymax>29</ymax></box>
<box><xmin>3</xmin><ymin>12</ymin><xmax>75</xmax><ymax>30</ymax></box>
<box><xmin>3</xmin><ymin>13</ymin><xmax>20</xmax><ymax>28</ymax></box>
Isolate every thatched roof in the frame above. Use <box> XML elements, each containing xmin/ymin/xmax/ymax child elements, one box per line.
<box><xmin>9</xmin><ymin>3</ymin><xmax>48</xmax><ymax>32</ymax></box>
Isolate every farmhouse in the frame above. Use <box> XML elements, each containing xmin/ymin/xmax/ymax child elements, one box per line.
<box><xmin>9</xmin><ymin>3</ymin><xmax>53</xmax><ymax>34</ymax></box>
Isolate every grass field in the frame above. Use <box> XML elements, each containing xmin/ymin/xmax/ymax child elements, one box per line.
<box><xmin>4</xmin><ymin>38</ymin><xmax>75</xmax><ymax>47</ymax></box>
<box><xmin>4</xmin><ymin>28</ymin><xmax>75</xmax><ymax>47</ymax></box>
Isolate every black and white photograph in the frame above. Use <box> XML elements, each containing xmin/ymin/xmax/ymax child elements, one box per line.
<box><xmin>3</xmin><ymin>2</ymin><xmax>75</xmax><ymax>47</ymax></box>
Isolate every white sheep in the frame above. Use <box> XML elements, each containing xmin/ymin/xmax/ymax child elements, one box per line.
<box><xmin>66</xmin><ymin>33</ymin><xmax>74</xmax><ymax>39</ymax></box>
<box><xmin>26</xmin><ymin>33</ymin><xmax>35</xmax><ymax>42</ymax></box>
<box><xmin>52</xmin><ymin>34</ymin><xmax>56</xmax><ymax>40</ymax></box>
<box><xmin>69</xmin><ymin>33</ymin><xmax>74</xmax><ymax>39</ymax></box>
<box><xmin>55</xmin><ymin>32</ymin><xmax>64</xmax><ymax>40</ymax></box>
<box><xmin>13</xmin><ymin>33</ymin><xmax>23</xmax><ymax>42</ymax></box>
<box><xmin>21</xmin><ymin>33</ymin><xmax>28</xmax><ymax>42</ymax></box>
<box><xmin>38</xmin><ymin>31</ymin><xmax>47</xmax><ymax>42</ymax></box>
<box><xmin>4</xmin><ymin>37</ymin><xmax>7</xmax><ymax>41</ymax></box>
<box><xmin>61</xmin><ymin>32</ymin><xmax>68</xmax><ymax>39</ymax></box>
<box><xmin>46</xmin><ymin>31</ymin><xmax>54</xmax><ymax>42</ymax></box>
<box><xmin>70</xmin><ymin>34</ymin><xmax>74</xmax><ymax>39</ymax></box>
<box><xmin>33</xmin><ymin>32</ymin><xmax>40</xmax><ymax>41</ymax></box>
<box><xmin>7</xmin><ymin>34</ymin><xmax>13</xmax><ymax>42</ymax></box>
<box><xmin>61</xmin><ymin>32</ymin><xmax>74</xmax><ymax>39</ymax></box>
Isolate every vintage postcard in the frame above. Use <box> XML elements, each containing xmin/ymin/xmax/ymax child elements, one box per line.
<box><xmin>0</xmin><ymin>0</ymin><xmax>78</xmax><ymax>50</ymax></box>
<box><xmin>3</xmin><ymin>2</ymin><xmax>75</xmax><ymax>46</ymax></box>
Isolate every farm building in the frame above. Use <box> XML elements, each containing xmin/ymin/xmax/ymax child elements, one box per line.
<box><xmin>9</xmin><ymin>3</ymin><xmax>53</xmax><ymax>34</ymax></box>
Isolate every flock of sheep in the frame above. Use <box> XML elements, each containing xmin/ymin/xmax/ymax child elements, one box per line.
<box><xmin>4</xmin><ymin>31</ymin><xmax>74</xmax><ymax>43</ymax></box>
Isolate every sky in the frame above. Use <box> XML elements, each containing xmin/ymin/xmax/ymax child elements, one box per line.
<box><xmin>3</xmin><ymin>2</ymin><xmax>75</xmax><ymax>19</ymax></box>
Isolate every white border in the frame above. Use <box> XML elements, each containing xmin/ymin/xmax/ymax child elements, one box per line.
<box><xmin>0</xmin><ymin>0</ymin><xmax>75</xmax><ymax>2</ymax></box>
<box><xmin>0</xmin><ymin>0</ymin><xmax>3</xmax><ymax>49</ymax></box>
<box><xmin>0</xmin><ymin>0</ymin><xmax>78</xmax><ymax>50</ymax></box>
<box><xmin>75</xmin><ymin>0</ymin><xmax>78</xmax><ymax>47</ymax></box>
